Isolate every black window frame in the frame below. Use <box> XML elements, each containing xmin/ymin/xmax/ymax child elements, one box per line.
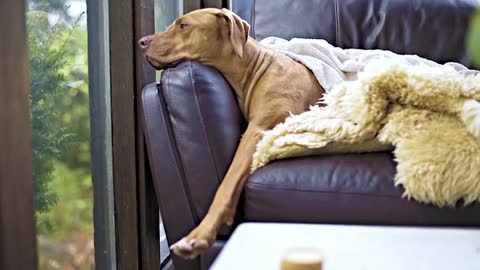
<box><xmin>76</xmin><ymin>0</ymin><xmax>163</xmax><ymax>268</ymax></box>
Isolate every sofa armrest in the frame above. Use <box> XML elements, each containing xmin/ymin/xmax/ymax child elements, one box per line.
<box><xmin>142</xmin><ymin>61</ymin><xmax>245</xmax><ymax>246</ymax></box>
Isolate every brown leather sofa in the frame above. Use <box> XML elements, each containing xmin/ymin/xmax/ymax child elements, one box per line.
<box><xmin>141</xmin><ymin>1</ymin><xmax>480</xmax><ymax>269</ymax></box>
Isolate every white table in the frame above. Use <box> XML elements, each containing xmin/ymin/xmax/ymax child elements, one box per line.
<box><xmin>210</xmin><ymin>223</ymin><xmax>480</xmax><ymax>270</ymax></box>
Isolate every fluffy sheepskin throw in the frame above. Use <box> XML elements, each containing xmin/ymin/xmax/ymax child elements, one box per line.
<box><xmin>252</xmin><ymin>58</ymin><xmax>480</xmax><ymax>207</ymax></box>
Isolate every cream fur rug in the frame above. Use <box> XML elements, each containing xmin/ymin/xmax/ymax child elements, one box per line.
<box><xmin>252</xmin><ymin>59</ymin><xmax>480</xmax><ymax>207</ymax></box>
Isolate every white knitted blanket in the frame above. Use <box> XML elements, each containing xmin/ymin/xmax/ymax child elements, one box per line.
<box><xmin>260</xmin><ymin>37</ymin><xmax>478</xmax><ymax>93</ymax></box>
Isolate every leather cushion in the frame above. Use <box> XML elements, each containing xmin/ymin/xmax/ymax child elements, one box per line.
<box><xmin>252</xmin><ymin>0</ymin><xmax>478</xmax><ymax>67</ymax></box>
<box><xmin>244</xmin><ymin>152</ymin><xmax>480</xmax><ymax>225</ymax></box>
<box><xmin>160</xmin><ymin>61</ymin><xmax>245</xmax><ymax>227</ymax></box>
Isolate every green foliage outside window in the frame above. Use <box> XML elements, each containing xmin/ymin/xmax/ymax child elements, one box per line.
<box><xmin>27</xmin><ymin>1</ymin><xmax>94</xmax><ymax>268</ymax></box>
<box><xmin>27</xmin><ymin>6</ymin><xmax>90</xmax><ymax>231</ymax></box>
<box><xmin>468</xmin><ymin>9</ymin><xmax>480</xmax><ymax>68</ymax></box>
<box><xmin>28</xmin><ymin>10</ymin><xmax>76</xmax><ymax>215</ymax></box>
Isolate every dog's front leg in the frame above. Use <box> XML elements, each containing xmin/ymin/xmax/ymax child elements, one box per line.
<box><xmin>170</xmin><ymin>124</ymin><xmax>265</xmax><ymax>259</ymax></box>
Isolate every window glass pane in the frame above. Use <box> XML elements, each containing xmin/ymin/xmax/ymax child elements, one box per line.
<box><xmin>155</xmin><ymin>0</ymin><xmax>182</xmax><ymax>32</ymax></box>
<box><xmin>26</xmin><ymin>0</ymin><xmax>94</xmax><ymax>268</ymax></box>
<box><xmin>154</xmin><ymin>0</ymin><xmax>182</xmax><ymax>263</ymax></box>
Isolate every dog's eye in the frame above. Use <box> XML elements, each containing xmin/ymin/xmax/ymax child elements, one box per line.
<box><xmin>179</xmin><ymin>23</ymin><xmax>190</xmax><ymax>30</ymax></box>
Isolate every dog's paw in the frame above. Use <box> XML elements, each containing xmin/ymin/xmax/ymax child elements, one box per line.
<box><xmin>461</xmin><ymin>99</ymin><xmax>480</xmax><ymax>138</ymax></box>
<box><xmin>170</xmin><ymin>237</ymin><xmax>210</xmax><ymax>260</ymax></box>
<box><xmin>170</xmin><ymin>224</ymin><xmax>216</xmax><ymax>260</ymax></box>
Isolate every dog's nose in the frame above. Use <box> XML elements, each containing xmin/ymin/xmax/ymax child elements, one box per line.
<box><xmin>139</xmin><ymin>36</ymin><xmax>152</xmax><ymax>50</ymax></box>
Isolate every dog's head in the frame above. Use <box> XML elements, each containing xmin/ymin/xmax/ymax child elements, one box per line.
<box><xmin>139</xmin><ymin>8</ymin><xmax>250</xmax><ymax>69</ymax></box>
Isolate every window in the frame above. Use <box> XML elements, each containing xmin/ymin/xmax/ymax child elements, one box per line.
<box><xmin>2</xmin><ymin>0</ymin><xmax>184</xmax><ymax>269</ymax></box>
<box><xmin>26</xmin><ymin>0</ymin><xmax>95</xmax><ymax>268</ymax></box>
<box><xmin>155</xmin><ymin>0</ymin><xmax>183</xmax><ymax>31</ymax></box>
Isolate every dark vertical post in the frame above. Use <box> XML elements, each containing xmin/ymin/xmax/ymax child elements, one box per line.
<box><xmin>0</xmin><ymin>1</ymin><xmax>38</xmax><ymax>270</ymax></box>
<box><xmin>87</xmin><ymin>0</ymin><xmax>117</xmax><ymax>269</ymax></box>
<box><xmin>109</xmin><ymin>0</ymin><xmax>159</xmax><ymax>269</ymax></box>
<box><xmin>109</xmin><ymin>0</ymin><xmax>140</xmax><ymax>269</ymax></box>
<box><xmin>183</xmin><ymin>0</ymin><xmax>230</xmax><ymax>16</ymax></box>
<box><xmin>203</xmin><ymin>0</ymin><xmax>223</xmax><ymax>8</ymax></box>
<box><xmin>184</xmin><ymin>0</ymin><xmax>201</xmax><ymax>13</ymax></box>
<box><xmin>133</xmin><ymin>0</ymin><xmax>161</xmax><ymax>269</ymax></box>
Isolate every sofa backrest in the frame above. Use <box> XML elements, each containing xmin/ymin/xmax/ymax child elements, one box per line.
<box><xmin>232</xmin><ymin>0</ymin><xmax>479</xmax><ymax>67</ymax></box>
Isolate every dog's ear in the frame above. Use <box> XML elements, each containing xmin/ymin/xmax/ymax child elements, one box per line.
<box><xmin>219</xmin><ymin>8</ymin><xmax>250</xmax><ymax>57</ymax></box>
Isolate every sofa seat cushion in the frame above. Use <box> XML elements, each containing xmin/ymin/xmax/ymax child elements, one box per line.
<box><xmin>244</xmin><ymin>152</ymin><xmax>480</xmax><ymax>225</ymax></box>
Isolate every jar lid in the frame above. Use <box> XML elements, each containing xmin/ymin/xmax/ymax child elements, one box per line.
<box><xmin>281</xmin><ymin>247</ymin><xmax>323</xmax><ymax>270</ymax></box>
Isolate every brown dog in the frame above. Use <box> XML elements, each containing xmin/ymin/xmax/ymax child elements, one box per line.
<box><xmin>139</xmin><ymin>8</ymin><xmax>324</xmax><ymax>259</ymax></box>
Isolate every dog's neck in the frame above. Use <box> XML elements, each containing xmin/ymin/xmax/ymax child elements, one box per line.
<box><xmin>207</xmin><ymin>38</ymin><xmax>273</xmax><ymax>119</ymax></box>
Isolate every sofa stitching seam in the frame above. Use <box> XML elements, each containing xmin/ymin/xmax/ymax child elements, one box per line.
<box><xmin>251</xmin><ymin>0</ymin><xmax>256</xmax><ymax>39</ymax></box>
<box><xmin>245</xmin><ymin>182</ymin><xmax>401</xmax><ymax>198</ymax></box>
<box><xmin>190</xmin><ymin>63</ymin><xmax>223</xmax><ymax>186</ymax></box>
<box><xmin>334</xmin><ymin>0</ymin><xmax>341</xmax><ymax>46</ymax></box>
<box><xmin>162</xmin><ymin>65</ymin><xmax>200</xmax><ymax>224</ymax></box>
